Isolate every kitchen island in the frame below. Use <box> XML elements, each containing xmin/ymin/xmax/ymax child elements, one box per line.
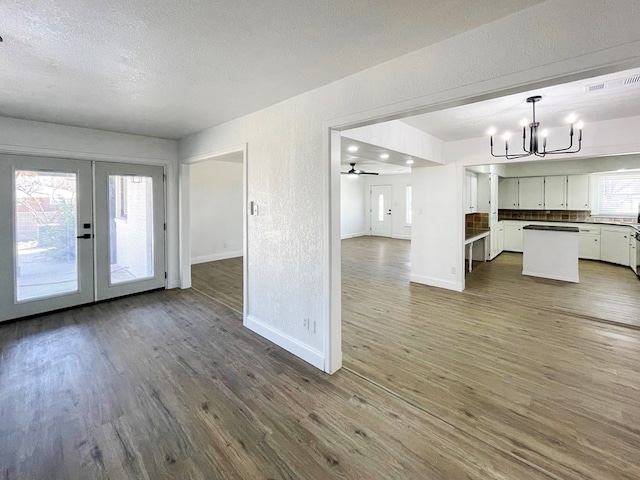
<box><xmin>522</xmin><ymin>225</ymin><xmax>580</xmax><ymax>282</ymax></box>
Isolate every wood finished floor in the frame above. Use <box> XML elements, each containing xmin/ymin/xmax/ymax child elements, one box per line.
<box><xmin>341</xmin><ymin>237</ymin><xmax>640</xmax><ymax>480</ymax></box>
<box><xmin>1</xmin><ymin>237</ymin><xmax>639</xmax><ymax>479</ymax></box>
<box><xmin>191</xmin><ymin>257</ymin><xmax>243</xmax><ymax>313</ymax></box>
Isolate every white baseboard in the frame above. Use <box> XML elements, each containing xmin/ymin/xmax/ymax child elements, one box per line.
<box><xmin>522</xmin><ymin>270</ymin><xmax>579</xmax><ymax>283</ymax></box>
<box><xmin>191</xmin><ymin>251</ymin><xmax>243</xmax><ymax>265</ymax></box>
<box><xmin>244</xmin><ymin>315</ymin><xmax>325</xmax><ymax>370</ymax></box>
<box><xmin>341</xmin><ymin>232</ymin><xmax>368</xmax><ymax>239</ymax></box>
<box><xmin>410</xmin><ymin>273</ymin><xmax>463</xmax><ymax>292</ymax></box>
<box><xmin>392</xmin><ymin>234</ymin><xmax>411</xmax><ymax>240</ymax></box>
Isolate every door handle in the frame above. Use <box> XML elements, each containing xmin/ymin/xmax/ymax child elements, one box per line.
<box><xmin>76</xmin><ymin>233</ymin><xmax>92</xmax><ymax>239</ymax></box>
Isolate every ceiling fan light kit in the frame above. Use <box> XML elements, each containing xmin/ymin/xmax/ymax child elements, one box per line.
<box><xmin>489</xmin><ymin>96</ymin><xmax>583</xmax><ymax>159</ymax></box>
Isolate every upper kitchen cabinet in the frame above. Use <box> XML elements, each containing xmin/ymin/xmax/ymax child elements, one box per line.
<box><xmin>544</xmin><ymin>176</ymin><xmax>567</xmax><ymax>210</ymax></box>
<box><xmin>498</xmin><ymin>177</ymin><xmax>518</xmax><ymax>209</ymax></box>
<box><xmin>518</xmin><ymin>177</ymin><xmax>545</xmax><ymax>210</ymax></box>
<box><xmin>567</xmin><ymin>174</ymin><xmax>590</xmax><ymax>210</ymax></box>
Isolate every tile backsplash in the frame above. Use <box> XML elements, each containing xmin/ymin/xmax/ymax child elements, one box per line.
<box><xmin>466</xmin><ymin>212</ymin><xmax>489</xmax><ymax>229</ymax></box>
<box><xmin>498</xmin><ymin>209</ymin><xmax>637</xmax><ymax>224</ymax></box>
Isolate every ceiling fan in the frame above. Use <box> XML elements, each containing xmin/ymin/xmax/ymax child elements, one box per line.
<box><xmin>341</xmin><ymin>162</ymin><xmax>379</xmax><ymax>176</ymax></box>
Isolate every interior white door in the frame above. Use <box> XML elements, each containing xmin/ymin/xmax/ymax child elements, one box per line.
<box><xmin>370</xmin><ymin>185</ymin><xmax>392</xmax><ymax>237</ymax></box>
<box><xmin>0</xmin><ymin>155</ymin><xmax>95</xmax><ymax>321</ymax></box>
<box><xmin>94</xmin><ymin>162</ymin><xmax>166</xmax><ymax>300</ymax></box>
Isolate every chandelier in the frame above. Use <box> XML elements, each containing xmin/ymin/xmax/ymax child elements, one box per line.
<box><xmin>489</xmin><ymin>96</ymin><xmax>583</xmax><ymax>159</ymax></box>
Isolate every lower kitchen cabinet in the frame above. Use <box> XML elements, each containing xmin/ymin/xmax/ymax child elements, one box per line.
<box><xmin>489</xmin><ymin>222</ymin><xmax>504</xmax><ymax>259</ymax></box>
<box><xmin>579</xmin><ymin>234</ymin><xmax>600</xmax><ymax>260</ymax></box>
<box><xmin>601</xmin><ymin>228</ymin><xmax>631</xmax><ymax>266</ymax></box>
<box><xmin>504</xmin><ymin>223</ymin><xmax>524</xmax><ymax>252</ymax></box>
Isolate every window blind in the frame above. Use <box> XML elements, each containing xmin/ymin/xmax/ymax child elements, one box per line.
<box><xmin>593</xmin><ymin>171</ymin><xmax>640</xmax><ymax>217</ymax></box>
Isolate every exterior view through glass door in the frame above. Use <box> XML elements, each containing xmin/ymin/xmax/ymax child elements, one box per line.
<box><xmin>94</xmin><ymin>163</ymin><xmax>165</xmax><ymax>300</ymax></box>
<box><xmin>0</xmin><ymin>155</ymin><xmax>165</xmax><ymax>322</ymax></box>
<box><xmin>370</xmin><ymin>185</ymin><xmax>392</xmax><ymax>237</ymax></box>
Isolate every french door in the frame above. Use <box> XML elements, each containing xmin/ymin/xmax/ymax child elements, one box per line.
<box><xmin>0</xmin><ymin>155</ymin><xmax>165</xmax><ymax>322</ymax></box>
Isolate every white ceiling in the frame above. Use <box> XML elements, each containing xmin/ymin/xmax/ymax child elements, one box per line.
<box><xmin>0</xmin><ymin>0</ymin><xmax>543</xmax><ymax>139</ymax></box>
<box><xmin>401</xmin><ymin>67</ymin><xmax>640</xmax><ymax>142</ymax></box>
<box><xmin>340</xmin><ymin>138</ymin><xmax>434</xmax><ymax>175</ymax></box>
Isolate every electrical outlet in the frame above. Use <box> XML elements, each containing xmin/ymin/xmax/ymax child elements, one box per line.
<box><xmin>451</xmin><ymin>267</ymin><xmax>456</xmax><ymax>274</ymax></box>
<box><xmin>303</xmin><ymin>318</ymin><xmax>309</xmax><ymax>330</ymax></box>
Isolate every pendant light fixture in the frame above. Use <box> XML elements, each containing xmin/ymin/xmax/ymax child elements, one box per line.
<box><xmin>489</xmin><ymin>96</ymin><xmax>583</xmax><ymax>159</ymax></box>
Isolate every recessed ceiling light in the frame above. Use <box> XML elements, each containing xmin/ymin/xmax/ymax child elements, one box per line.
<box><xmin>406</xmin><ymin>159</ymin><xmax>414</xmax><ymax>165</ymax></box>
<box><xmin>347</xmin><ymin>145</ymin><xmax>358</xmax><ymax>152</ymax></box>
<box><xmin>380</xmin><ymin>153</ymin><xmax>389</xmax><ymax>159</ymax></box>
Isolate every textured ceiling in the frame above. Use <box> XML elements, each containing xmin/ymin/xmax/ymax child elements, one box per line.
<box><xmin>0</xmin><ymin>0</ymin><xmax>543</xmax><ymax>139</ymax></box>
<box><xmin>401</xmin><ymin>67</ymin><xmax>640</xmax><ymax>142</ymax></box>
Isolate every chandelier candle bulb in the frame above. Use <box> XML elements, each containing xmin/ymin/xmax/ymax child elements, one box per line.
<box><xmin>488</xmin><ymin>95</ymin><xmax>582</xmax><ymax>159</ymax></box>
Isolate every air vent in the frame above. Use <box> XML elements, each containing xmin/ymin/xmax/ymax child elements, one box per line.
<box><xmin>623</xmin><ymin>74</ymin><xmax>640</xmax><ymax>85</ymax></box>
<box><xmin>585</xmin><ymin>74</ymin><xmax>640</xmax><ymax>92</ymax></box>
<box><xmin>586</xmin><ymin>83</ymin><xmax>605</xmax><ymax>92</ymax></box>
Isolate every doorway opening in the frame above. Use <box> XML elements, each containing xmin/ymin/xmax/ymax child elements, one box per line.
<box><xmin>180</xmin><ymin>145</ymin><xmax>247</xmax><ymax>319</ymax></box>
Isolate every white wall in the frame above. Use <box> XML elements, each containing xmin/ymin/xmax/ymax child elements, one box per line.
<box><xmin>410</xmin><ymin>164</ymin><xmax>463</xmax><ymax>291</ymax></box>
<box><xmin>364</xmin><ymin>174</ymin><xmax>412</xmax><ymax>239</ymax></box>
<box><xmin>179</xmin><ymin>0</ymin><xmax>640</xmax><ymax>372</ymax></box>
<box><xmin>340</xmin><ymin>175</ymin><xmax>366</xmax><ymax>238</ymax></box>
<box><xmin>190</xmin><ymin>160</ymin><xmax>243</xmax><ymax>263</ymax></box>
<box><xmin>0</xmin><ymin>116</ymin><xmax>181</xmax><ymax>288</ymax></box>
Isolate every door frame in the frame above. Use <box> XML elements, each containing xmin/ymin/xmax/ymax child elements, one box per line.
<box><xmin>324</xmin><ymin>59</ymin><xmax>640</xmax><ymax>374</ymax></box>
<box><xmin>179</xmin><ymin>143</ymin><xmax>248</xmax><ymax>321</ymax></box>
<box><xmin>0</xmin><ymin>156</ymin><xmax>169</xmax><ymax>322</ymax></box>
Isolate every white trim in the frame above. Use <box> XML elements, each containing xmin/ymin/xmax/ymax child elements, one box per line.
<box><xmin>191</xmin><ymin>251</ymin><xmax>243</xmax><ymax>264</ymax></box>
<box><xmin>245</xmin><ymin>315</ymin><xmax>325</xmax><ymax>370</ymax></box>
<box><xmin>181</xmin><ymin>143</ymin><xmax>247</xmax><ymax>165</ymax></box>
<box><xmin>341</xmin><ymin>232</ymin><xmax>368</xmax><ymax>239</ymax></box>
<box><xmin>522</xmin><ymin>271</ymin><xmax>579</xmax><ymax>283</ymax></box>
<box><xmin>392</xmin><ymin>234</ymin><xmax>411</xmax><ymax>240</ymax></box>
<box><xmin>410</xmin><ymin>274</ymin><xmax>464</xmax><ymax>292</ymax></box>
<box><xmin>0</xmin><ymin>144</ymin><xmax>173</xmax><ymax>164</ymax></box>
<box><xmin>179</xmin><ymin>143</ymin><xmax>249</xmax><ymax>327</ymax></box>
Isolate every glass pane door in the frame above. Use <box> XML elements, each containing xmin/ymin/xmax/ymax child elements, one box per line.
<box><xmin>94</xmin><ymin>163</ymin><xmax>165</xmax><ymax>301</ymax></box>
<box><xmin>108</xmin><ymin>175</ymin><xmax>155</xmax><ymax>284</ymax></box>
<box><xmin>15</xmin><ymin>170</ymin><xmax>79</xmax><ymax>301</ymax></box>
<box><xmin>0</xmin><ymin>155</ymin><xmax>94</xmax><ymax>322</ymax></box>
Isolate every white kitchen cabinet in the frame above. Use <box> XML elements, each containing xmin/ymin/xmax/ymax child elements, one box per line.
<box><xmin>464</xmin><ymin>171</ymin><xmax>478</xmax><ymax>214</ymax></box>
<box><xmin>498</xmin><ymin>178</ymin><xmax>518</xmax><ymax>209</ymax></box>
<box><xmin>578</xmin><ymin>226</ymin><xmax>600</xmax><ymax>260</ymax></box>
<box><xmin>518</xmin><ymin>177</ymin><xmax>545</xmax><ymax>210</ymax></box>
<box><xmin>489</xmin><ymin>221</ymin><xmax>504</xmax><ymax>260</ymax></box>
<box><xmin>489</xmin><ymin>173</ymin><xmax>499</xmax><ymax>224</ymax></box>
<box><xmin>544</xmin><ymin>176</ymin><xmax>567</xmax><ymax>210</ymax></box>
<box><xmin>504</xmin><ymin>222</ymin><xmax>525</xmax><ymax>252</ymax></box>
<box><xmin>476</xmin><ymin>173</ymin><xmax>490</xmax><ymax>214</ymax></box>
<box><xmin>631</xmin><ymin>234</ymin><xmax>638</xmax><ymax>274</ymax></box>
<box><xmin>601</xmin><ymin>227</ymin><xmax>631</xmax><ymax>266</ymax></box>
<box><xmin>567</xmin><ymin>174</ymin><xmax>590</xmax><ymax>211</ymax></box>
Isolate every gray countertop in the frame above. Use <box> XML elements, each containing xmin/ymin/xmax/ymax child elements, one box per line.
<box><xmin>523</xmin><ymin>225</ymin><xmax>580</xmax><ymax>233</ymax></box>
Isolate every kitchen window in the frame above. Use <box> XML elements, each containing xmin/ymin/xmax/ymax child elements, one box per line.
<box><xmin>592</xmin><ymin>171</ymin><xmax>640</xmax><ymax>217</ymax></box>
